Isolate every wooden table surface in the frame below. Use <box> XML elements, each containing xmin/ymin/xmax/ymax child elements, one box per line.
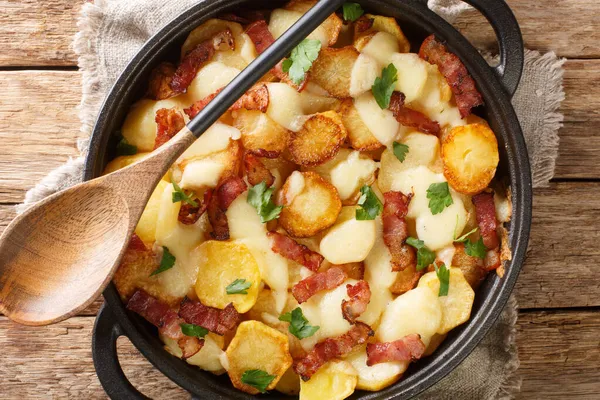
<box><xmin>1</xmin><ymin>1</ymin><xmax>599</xmax><ymax>398</ymax></box>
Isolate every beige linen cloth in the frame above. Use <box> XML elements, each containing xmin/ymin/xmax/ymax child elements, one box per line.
<box><xmin>16</xmin><ymin>0</ymin><xmax>565</xmax><ymax>398</ymax></box>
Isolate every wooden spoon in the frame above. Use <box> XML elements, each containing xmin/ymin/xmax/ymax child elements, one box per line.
<box><xmin>0</xmin><ymin>0</ymin><xmax>345</xmax><ymax>326</ymax></box>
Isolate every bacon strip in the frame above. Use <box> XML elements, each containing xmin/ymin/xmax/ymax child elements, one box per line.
<box><xmin>245</xmin><ymin>153</ymin><xmax>275</xmax><ymax>187</ymax></box>
<box><xmin>245</xmin><ymin>20</ymin><xmax>274</xmax><ymax>54</ymax></box>
<box><xmin>268</xmin><ymin>232</ymin><xmax>324</xmax><ymax>272</ymax></box>
<box><xmin>178</xmin><ymin>189</ymin><xmax>212</xmax><ymax>225</ymax></box>
<box><xmin>184</xmin><ymin>89</ymin><xmax>223</xmax><ymax>119</ymax></box>
<box><xmin>208</xmin><ymin>177</ymin><xmax>247</xmax><ymax>240</ymax></box>
<box><xmin>472</xmin><ymin>192</ymin><xmax>499</xmax><ymax>249</ymax></box>
<box><xmin>127</xmin><ymin>290</ymin><xmax>203</xmax><ymax>359</ymax></box>
<box><xmin>179</xmin><ymin>297</ymin><xmax>240</xmax><ymax>336</ymax></box>
<box><xmin>247</xmin><ymin>148</ymin><xmax>281</xmax><ymax>159</ymax></box>
<box><xmin>355</xmin><ymin>16</ymin><xmax>375</xmax><ymax>33</ymax></box>
<box><xmin>292</xmin><ymin>267</ymin><xmax>347</xmax><ymax>304</ymax></box>
<box><xmin>294</xmin><ymin>322</ymin><xmax>374</xmax><ymax>380</ymax></box>
<box><xmin>366</xmin><ymin>334</ymin><xmax>426</xmax><ymax>366</ymax></box>
<box><xmin>147</xmin><ymin>62</ymin><xmax>178</xmax><ymax>100</ymax></box>
<box><xmin>341</xmin><ymin>280</ymin><xmax>371</xmax><ymax>323</ymax></box>
<box><xmin>184</xmin><ymin>84</ymin><xmax>269</xmax><ymax>119</ymax></box>
<box><xmin>171</xmin><ymin>29</ymin><xmax>235</xmax><ymax>94</ymax></box>
<box><xmin>154</xmin><ymin>108</ymin><xmax>186</xmax><ymax>149</ymax></box>
<box><xmin>419</xmin><ymin>35</ymin><xmax>484</xmax><ymax>118</ymax></box>
<box><xmin>383</xmin><ymin>191</ymin><xmax>417</xmax><ymax>271</ymax></box>
<box><xmin>389</xmin><ymin>92</ymin><xmax>441</xmax><ymax>136</ymax></box>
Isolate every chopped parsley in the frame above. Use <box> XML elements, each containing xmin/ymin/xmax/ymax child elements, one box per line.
<box><xmin>454</xmin><ymin>227</ymin><xmax>486</xmax><ymax>259</ymax></box>
<box><xmin>372</xmin><ymin>63</ymin><xmax>398</xmax><ymax>109</ymax></box>
<box><xmin>241</xmin><ymin>369</ymin><xmax>277</xmax><ymax>393</ymax></box>
<box><xmin>180</xmin><ymin>323</ymin><xmax>208</xmax><ymax>338</ymax></box>
<box><xmin>282</xmin><ymin>39</ymin><xmax>322</xmax><ymax>85</ymax></box>
<box><xmin>392</xmin><ymin>141</ymin><xmax>409</xmax><ymax>162</ymax></box>
<box><xmin>434</xmin><ymin>262</ymin><xmax>450</xmax><ymax>297</ymax></box>
<box><xmin>356</xmin><ymin>185</ymin><xmax>383</xmax><ymax>220</ymax></box>
<box><xmin>426</xmin><ymin>182</ymin><xmax>453</xmax><ymax>215</ymax></box>
<box><xmin>405</xmin><ymin>237</ymin><xmax>436</xmax><ymax>271</ymax></box>
<box><xmin>226</xmin><ymin>279</ymin><xmax>252</xmax><ymax>295</ymax></box>
<box><xmin>116</xmin><ymin>136</ymin><xmax>137</xmax><ymax>156</ymax></box>
<box><xmin>171</xmin><ymin>180</ymin><xmax>198</xmax><ymax>207</ymax></box>
<box><xmin>342</xmin><ymin>3</ymin><xmax>364</xmax><ymax>22</ymax></box>
<box><xmin>279</xmin><ymin>307</ymin><xmax>320</xmax><ymax>340</ymax></box>
<box><xmin>247</xmin><ymin>181</ymin><xmax>283</xmax><ymax>223</ymax></box>
<box><xmin>150</xmin><ymin>246</ymin><xmax>176</xmax><ymax>276</ymax></box>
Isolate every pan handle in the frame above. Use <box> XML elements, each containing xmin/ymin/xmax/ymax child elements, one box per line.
<box><xmin>92</xmin><ymin>304</ymin><xmax>150</xmax><ymax>400</ymax></box>
<box><xmin>417</xmin><ymin>0</ymin><xmax>524</xmax><ymax>97</ymax></box>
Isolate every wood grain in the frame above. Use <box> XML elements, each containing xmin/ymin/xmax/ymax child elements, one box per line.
<box><xmin>1</xmin><ymin>311</ymin><xmax>598</xmax><ymax>399</ymax></box>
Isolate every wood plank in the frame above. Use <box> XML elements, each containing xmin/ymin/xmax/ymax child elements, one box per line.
<box><xmin>454</xmin><ymin>0</ymin><xmax>600</xmax><ymax>59</ymax></box>
<box><xmin>1</xmin><ymin>311</ymin><xmax>598</xmax><ymax>398</ymax></box>
<box><xmin>0</xmin><ymin>0</ymin><xmax>84</xmax><ymax>67</ymax></box>
<box><xmin>1</xmin><ymin>0</ymin><xmax>599</xmax><ymax>67</ymax></box>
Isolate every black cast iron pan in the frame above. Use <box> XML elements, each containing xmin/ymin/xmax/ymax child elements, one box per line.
<box><xmin>86</xmin><ymin>0</ymin><xmax>532</xmax><ymax>398</ymax></box>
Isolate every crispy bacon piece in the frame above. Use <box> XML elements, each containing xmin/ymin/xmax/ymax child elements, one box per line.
<box><xmin>147</xmin><ymin>62</ymin><xmax>178</xmax><ymax>100</ymax></box>
<box><xmin>337</xmin><ymin>262</ymin><xmax>365</xmax><ymax>281</ymax></box>
<box><xmin>382</xmin><ymin>191</ymin><xmax>417</xmax><ymax>271</ymax></box>
<box><xmin>268</xmin><ymin>231</ymin><xmax>324</xmax><ymax>272</ymax></box>
<box><xmin>184</xmin><ymin>89</ymin><xmax>223</xmax><ymax>119</ymax></box>
<box><xmin>341</xmin><ymin>280</ymin><xmax>371</xmax><ymax>323</ymax></box>
<box><xmin>294</xmin><ymin>322</ymin><xmax>374</xmax><ymax>380</ymax></box>
<box><xmin>154</xmin><ymin>108</ymin><xmax>186</xmax><ymax>149</ymax></box>
<box><xmin>292</xmin><ymin>267</ymin><xmax>347</xmax><ymax>304</ymax></box>
<box><xmin>178</xmin><ymin>189</ymin><xmax>212</xmax><ymax>225</ymax></box>
<box><xmin>419</xmin><ymin>35</ymin><xmax>484</xmax><ymax>118</ymax></box>
<box><xmin>245</xmin><ymin>20</ymin><xmax>275</xmax><ymax>54</ymax></box>
<box><xmin>171</xmin><ymin>29</ymin><xmax>235</xmax><ymax>94</ymax></box>
<box><xmin>247</xmin><ymin>148</ymin><xmax>280</xmax><ymax>159</ymax></box>
<box><xmin>127</xmin><ymin>290</ymin><xmax>203</xmax><ymax>359</ymax></box>
<box><xmin>207</xmin><ymin>176</ymin><xmax>247</xmax><ymax>240</ymax></box>
<box><xmin>389</xmin><ymin>264</ymin><xmax>422</xmax><ymax>295</ymax></box>
<box><xmin>366</xmin><ymin>334</ymin><xmax>426</xmax><ymax>366</ymax></box>
<box><xmin>472</xmin><ymin>191</ymin><xmax>499</xmax><ymax>249</ymax></box>
<box><xmin>230</xmin><ymin>84</ymin><xmax>270</xmax><ymax>113</ymax></box>
<box><xmin>389</xmin><ymin>92</ymin><xmax>441</xmax><ymax>136</ymax></box>
<box><xmin>355</xmin><ymin>15</ymin><xmax>375</xmax><ymax>33</ymax></box>
<box><xmin>179</xmin><ymin>297</ymin><xmax>240</xmax><ymax>336</ymax></box>
<box><xmin>245</xmin><ymin>153</ymin><xmax>275</xmax><ymax>187</ymax></box>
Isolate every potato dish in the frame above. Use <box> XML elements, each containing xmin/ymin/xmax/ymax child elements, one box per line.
<box><xmin>108</xmin><ymin>2</ymin><xmax>511</xmax><ymax>398</ymax></box>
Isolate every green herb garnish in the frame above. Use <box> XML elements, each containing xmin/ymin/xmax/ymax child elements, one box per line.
<box><xmin>392</xmin><ymin>141</ymin><xmax>409</xmax><ymax>162</ymax></box>
<box><xmin>226</xmin><ymin>279</ymin><xmax>252</xmax><ymax>295</ymax></box>
<box><xmin>172</xmin><ymin>180</ymin><xmax>198</xmax><ymax>207</ymax></box>
<box><xmin>426</xmin><ymin>182</ymin><xmax>453</xmax><ymax>215</ymax></box>
<box><xmin>241</xmin><ymin>369</ymin><xmax>277</xmax><ymax>393</ymax></box>
<box><xmin>150</xmin><ymin>246</ymin><xmax>176</xmax><ymax>276</ymax></box>
<box><xmin>279</xmin><ymin>307</ymin><xmax>320</xmax><ymax>340</ymax></box>
<box><xmin>282</xmin><ymin>39</ymin><xmax>322</xmax><ymax>85</ymax></box>
<box><xmin>372</xmin><ymin>63</ymin><xmax>398</xmax><ymax>109</ymax></box>
<box><xmin>247</xmin><ymin>181</ymin><xmax>283</xmax><ymax>223</ymax></box>
<box><xmin>342</xmin><ymin>2</ymin><xmax>364</xmax><ymax>22</ymax></box>
<box><xmin>434</xmin><ymin>262</ymin><xmax>450</xmax><ymax>297</ymax></box>
<box><xmin>356</xmin><ymin>185</ymin><xmax>383</xmax><ymax>220</ymax></box>
<box><xmin>465</xmin><ymin>237</ymin><xmax>487</xmax><ymax>259</ymax></box>
<box><xmin>180</xmin><ymin>323</ymin><xmax>209</xmax><ymax>338</ymax></box>
<box><xmin>406</xmin><ymin>237</ymin><xmax>436</xmax><ymax>271</ymax></box>
<box><xmin>116</xmin><ymin>136</ymin><xmax>137</xmax><ymax>156</ymax></box>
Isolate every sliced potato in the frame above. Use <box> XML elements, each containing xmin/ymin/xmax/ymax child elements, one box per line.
<box><xmin>354</xmin><ymin>14</ymin><xmax>410</xmax><ymax>53</ymax></box>
<box><xmin>418</xmin><ymin>267</ymin><xmax>475</xmax><ymax>334</ymax></box>
<box><xmin>339</xmin><ymin>99</ymin><xmax>383</xmax><ymax>152</ymax></box>
<box><xmin>285</xmin><ymin>0</ymin><xmax>343</xmax><ymax>47</ymax></box>
<box><xmin>162</xmin><ymin>333</ymin><xmax>226</xmax><ymax>375</ymax></box>
<box><xmin>103</xmin><ymin>153</ymin><xmax>149</xmax><ymax>175</ymax></box>
<box><xmin>280</xmin><ymin>171</ymin><xmax>342</xmax><ymax>237</ymax></box>
<box><xmin>355</xmin><ymin>31</ymin><xmax>399</xmax><ymax>66</ymax></box>
<box><xmin>135</xmin><ymin>180</ymin><xmax>169</xmax><ymax>245</ymax></box>
<box><xmin>269</xmin><ymin>9</ymin><xmax>334</xmax><ymax>47</ymax></box>
<box><xmin>320</xmin><ymin>207</ymin><xmax>376</xmax><ymax>264</ymax></box>
<box><xmin>226</xmin><ymin>320</ymin><xmax>293</xmax><ymax>394</ymax></box>
<box><xmin>289</xmin><ymin>111</ymin><xmax>347</xmax><ymax>167</ymax></box>
<box><xmin>390</xmin><ymin>53</ymin><xmax>429</xmax><ymax>103</ymax></box>
<box><xmin>214</xmin><ymin>32</ymin><xmax>257</xmax><ymax>70</ymax></box>
<box><xmin>183</xmin><ymin>62</ymin><xmax>241</xmax><ymax>105</ymax></box>
<box><xmin>299</xmin><ymin>360</ymin><xmax>358</xmax><ymax>400</ymax></box>
<box><xmin>311</xmin><ymin>47</ymin><xmax>360</xmax><ymax>98</ymax></box>
<box><xmin>423</xmin><ymin>333</ymin><xmax>447</xmax><ymax>357</ymax></box>
<box><xmin>233</xmin><ymin>109</ymin><xmax>290</xmax><ymax>155</ymax></box>
<box><xmin>349</xmin><ymin>53</ymin><xmax>380</xmax><ymax>97</ymax></box>
<box><xmin>276</xmin><ymin>367</ymin><xmax>302</xmax><ymax>396</ymax></box>
<box><xmin>194</xmin><ymin>241</ymin><xmax>261</xmax><ymax>313</ymax></box>
<box><xmin>442</xmin><ymin>123</ymin><xmax>500</xmax><ymax>195</ymax></box>
<box><xmin>345</xmin><ymin>345</ymin><xmax>403</xmax><ymax>391</ymax></box>
<box><xmin>180</xmin><ymin>19</ymin><xmax>244</xmax><ymax>58</ymax></box>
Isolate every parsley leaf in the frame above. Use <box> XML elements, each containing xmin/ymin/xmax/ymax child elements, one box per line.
<box><xmin>226</xmin><ymin>279</ymin><xmax>252</xmax><ymax>295</ymax></box>
<box><xmin>434</xmin><ymin>262</ymin><xmax>450</xmax><ymax>297</ymax></box>
<box><xmin>247</xmin><ymin>181</ymin><xmax>283</xmax><ymax>223</ymax></box>
<box><xmin>342</xmin><ymin>2</ymin><xmax>364</xmax><ymax>21</ymax></box>
<box><xmin>426</xmin><ymin>182</ymin><xmax>453</xmax><ymax>215</ymax></box>
<box><xmin>241</xmin><ymin>369</ymin><xmax>276</xmax><ymax>393</ymax></box>
<box><xmin>150</xmin><ymin>246</ymin><xmax>176</xmax><ymax>276</ymax></box>
<box><xmin>282</xmin><ymin>39</ymin><xmax>322</xmax><ymax>85</ymax></box>
<box><xmin>454</xmin><ymin>226</ymin><xmax>478</xmax><ymax>243</ymax></box>
<box><xmin>180</xmin><ymin>323</ymin><xmax>208</xmax><ymax>338</ymax></box>
<box><xmin>465</xmin><ymin>237</ymin><xmax>487</xmax><ymax>259</ymax></box>
<box><xmin>392</xmin><ymin>141</ymin><xmax>409</xmax><ymax>162</ymax></box>
<box><xmin>171</xmin><ymin>180</ymin><xmax>198</xmax><ymax>207</ymax></box>
<box><xmin>372</xmin><ymin>63</ymin><xmax>398</xmax><ymax>109</ymax></box>
<box><xmin>116</xmin><ymin>136</ymin><xmax>137</xmax><ymax>156</ymax></box>
<box><xmin>279</xmin><ymin>307</ymin><xmax>320</xmax><ymax>339</ymax></box>
<box><xmin>406</xmin><ymin>237</ymin><xmax>436</xmax><ymax>271</ymax></box>
<box><xmin>356</xmin><ymin>185</ymin><xmax>383</xmax><ymax>220</ymax></box>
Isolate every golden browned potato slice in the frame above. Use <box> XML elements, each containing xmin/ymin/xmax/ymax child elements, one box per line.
<box><xmin>134</xmin><ymin>180</ymin><xmax>169</xmax><ymax>245</ymax></box>
<box><xmin>162</xmin><ymin>333</ymin><xmax>226</xmax><ymax>375</ymax></box>
<box><xmin>194</xmin><ymin>241</ymin><xmax>261</xmax><ymax>313</ymax></box>
<box><xmin>276</xmin><ymin>367</ymin><xmax>302</xmax><ymax>396</ymax></box>
<box><xmin>299</xmin><ymin>360</ymin><xmax>358</xmax><ymax>400</ymax></box>
<box><xmin>423</xmin><ymin>333</ymin><xmax>448</xmax><ymax>357</ymax></box>
<box><xmin>354</xmin><ymin>14</ymin><xmax>410</xmax><ymax>53</ymax></box>
<box><xmin>280</xmin><ymin>171</ymin><xmax>342</xmax><ymax>237</ymax></box>
<box><xmin>285</xmin><ymin>0</ymin><xmax>343</xmax><ymax>47</ymax></box>
<box><xmin>345</xmin><ymin>345</ymin><xmax>403</xmax><ymax>391</ymax></box>
<box><xmin>442</xmin><ymin>123</ymin><xmax>500</xmax><ymax>195</ymax></box>
<box><xmin>418</xmin><ymin>267</ymin><xmax>475</xmax><ymax>334</ymax></box>
<box><xmin>233</xmin><ymin>109</ymin><xmax>290</xmax><ymax>155</ymax></box>
<box><xmin>226</xmin><ymin>320</ymin><xmax>293</xmax><ymax>395</ymax></box>
<box><xmin>339</xmin><ymin>99</ymin><xmax>383</xmax><ymax>151</ymax></box>
<box><xmin>103</xmin><ymin>153</ymin><xmax>149</xmax><ymax>175</ymax></box>
<box><xmin>289</xmin><ymin>111</ymin><xmax>347</xmax><ymax>167</ymax></box>
<box><xmin>180</xmin><ymin>19</ymin><xmax>244</xmax><ymax>58</ymax></box>
<box><xmin>246</xmin><ymin>289</ymin><xmax>278</xmax><ymax>322</ymax></box>
<box><xmin>310</xmin><ymin>47</ymin><xmax>360</xmax><ymax>98</ymax></box>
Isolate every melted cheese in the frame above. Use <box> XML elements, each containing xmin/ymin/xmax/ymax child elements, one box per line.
<box><xmin>183</xmin><ymin>62</ymin><xmax>241</xmax><ymax>104</ymax></box>
<box><xmin>361</xmin><ymin>32</ymin><xmax>399</xmax><ymax>66</ymax></box>
<box><xmin>390</xmin><ymin>53</ymin><xmax>429</xmax><ymax>103</ymax></box>
<box><xmin>268</xmin><ymin>9</ymin><xmax>329</xmax><ymax>46</ymax></box>
<box><xmin>285</xmin><ymin>171</ymin><xmax>305</xmax><ymax>203</ymax></box>
<box><xmin>179</xmin><ymin>122</ymin><xmax>240</xmax><ymax>161</ymax></box>
<box><xmin>320</xmin><ymin>207</ymin><xmax>376</xmax><ymax>264</ymax></box>
<box><xmin>227</xmin><ymin>193</ymin><xmax>289</xmax><ymax>313</ymax></box>
<box><xmin>345</xmin><ymin>345</ymin><xmax>404</xmax><ymax>391</ymax></box>
<box><xmin>266</xmin><ymin>83</ymin><xmax>306</xmax><ymax>132</ymax></box>
<box><xmin>349</xmin><ymin>53</ymin><xmax>379</xmax><ymax>97</ymax></box>
<box><xmin>330</xmin><ymin>150</ymin><xmax>378</xmax><ymax>200</ymax></box>
<box><xmin>162</xmin><ymin>333</ymin><xmax>226</xmax><ymax>374</ymax></box>
<box><xmin>354</xmin><ymin>92</ymin><xmax>400</xmax><ymax>147</ymax></box>
<box><xmin>213</xmin><ymin>32</ymin><xmax>257</xmax><ymax>70</ymax></box>
<box><xmin>179</xmin><ymin>159</ymin><xmax>226</xmax><ymax>189</ymax></box>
